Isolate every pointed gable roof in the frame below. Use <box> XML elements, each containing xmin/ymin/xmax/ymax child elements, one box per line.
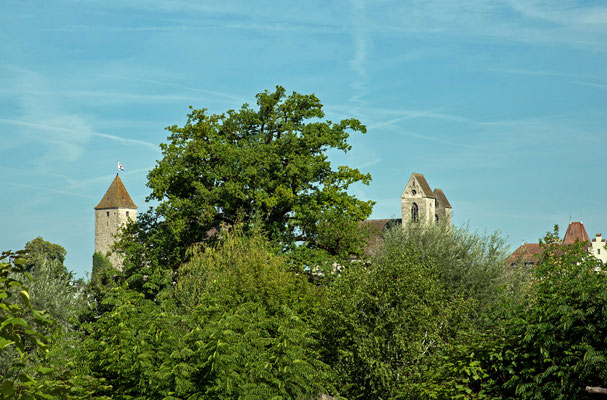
<box><xmin>400</xmin><ymin>172</ymin><xmax>436</xmax><ymax>199</ymax></box>
<box><xmin>562</xmin><ymin>221</ymin><xmax>590</xmax><ymax>245</ymax></box>
<box><xmin>432</xmin><ymin>188</ymin><xmax>451</xmax><ymax>208</ymax></box>
<box><xmin>94</xmin><ymin>174</ymin><xmax>137</xmax><ymax>210</ymax></box>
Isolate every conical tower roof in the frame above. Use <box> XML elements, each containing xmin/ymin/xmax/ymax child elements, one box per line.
<box><xmin>94</xmin><ymin>174</ymin><xmax>137</xmax><ymax>210</ymax></box>
<box><xmin>562</xmin><ymin>221</ymin><xmax>589</xmax><ymax>245</ymax></box>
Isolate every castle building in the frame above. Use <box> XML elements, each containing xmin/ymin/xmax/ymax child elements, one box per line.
<box><xmin>94</xmin><ymin>174</ymin><xmax>137</xmax><ymax>270</ymax></box>
<box><xmin>401</xmin><ymin>173</ymin><xmax>452</xmax><ymax>226</ymax></box>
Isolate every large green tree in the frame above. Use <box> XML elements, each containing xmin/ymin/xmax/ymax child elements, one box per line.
<box><xmin>119</xmin><ymin>86</ymin><xmax>373</xmax><ymax>276</ymax></box>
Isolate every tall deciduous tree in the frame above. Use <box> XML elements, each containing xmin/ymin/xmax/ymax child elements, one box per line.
<box><xmin>119</xmin><ymin>86</ymin><xmax>373</xmax><ymax>275</ymax></box>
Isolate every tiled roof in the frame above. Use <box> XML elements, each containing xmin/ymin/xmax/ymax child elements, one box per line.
<box><xmin>412</xmin><ymin>173</ymin><xmax>435</xmax><ymax>198</ymax></box>
<box><xmin>94</xmin><ymin>174</ymin><xmax>137</xmax><ymax>210</ymax></box>
<box><xmin>562</xmin><ymin>222</ymin><xmax>590</xmax><ymax>244</ymax></box>
<box><xmin>508</xmin><ymin>222</ymin><xmax>593</xmax><ymax>266</ymax></box>
<box><xmin>433</xmin><ymin>188</ymin><xmax>451</xmax><ymax>208</ymax></box>
<box><xmin>507</xmin><ymin>243</ymin><xmax>542</xmax><ymax>265</ymax></box>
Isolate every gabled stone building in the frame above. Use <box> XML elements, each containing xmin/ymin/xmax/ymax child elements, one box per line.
<box><xmin>94</xmin><ymin>174</ymin><xmax>137</xmax><ymax>270</ymax></box>
<box><xmin>401</xmin><ymin>173</ymin><xmax>452</xmax><ymax>226</ymax></box>
<box><xmin>361</xmin><ymin>173</ymin><xmax>452</xmax><ymax>254</ymax></box>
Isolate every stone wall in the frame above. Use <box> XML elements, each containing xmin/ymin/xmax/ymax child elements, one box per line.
<box><xmin>94</xmin><ymin>207</ymin><xmax>137</xmax><ymax>270</ymax></box>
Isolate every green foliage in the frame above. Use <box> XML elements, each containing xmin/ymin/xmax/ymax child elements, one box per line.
<box><xmin>318</xmin><ymin>238</ymin><xmax>469</xmax><ymax>399</ymax></box>
<box><xmin>92</xmin><ymin>251</ymin><xmax>113</xmax><ymax>279</ymax></box>
<box><xmin>383</xmin><ymin>222</ymin><xmax>517</xmax><ymax>312</ymax></box>
<box><xmin>81</xmin><ymin>229</ymin><xmax>331</xmax><ymax>399</ymax></box>
<box><xmin>24</xmin><ymin>237</ymin><xmax>68</xmax><ymax>278</ymax></box>
<box><xmin>119</xmin><ymin>85</ymin><xmax>374</xmax><ymax>277</ymax></box>
<box><xmin>0</xmin><ymin>250</ymin><xmax>49</xmax><ymax>366</ymax></box>
<box><xmin>316</xmin><ymin>223</ymin><xmax>517</xmax><ymax>399</ymax></box>
<box><xmin>0</xmin><ymin>249</ymin><xmax>108</xmax><ymax>399</ymax></box>
<box><xmin>176</xmin><ymin>227</ymin><xmax>320</xmax><ymax>317</ymax></box>
<box><xmin>482</xmin><ymin>227</ymin><xmax>607</xmax><ymax>399</ymax></box>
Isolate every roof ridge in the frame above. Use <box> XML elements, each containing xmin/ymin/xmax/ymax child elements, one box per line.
<box><xmin>433</xmin><ymin>188</ymin><xmax>452</xmax><ymax>208</ymax></box>
<box><xmin>412</xmin><ymin>173</ymin><xmax>435</xmax><ymax>198</ymax></box>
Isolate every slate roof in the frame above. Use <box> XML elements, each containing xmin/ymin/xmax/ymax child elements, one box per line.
<box><xmin>412</xmin><ymin>173</ymin><xmax>435</xmax><ymax>198</ymax></box>
<box><xmin>433</xmin><ymin>188</ymin><xmax>452</xmax><ymax>208</ymax></box>
<box><xmin>94</xmin><ymin>174</ymin><xmax>138</xmax><ymax>210</ymax></box>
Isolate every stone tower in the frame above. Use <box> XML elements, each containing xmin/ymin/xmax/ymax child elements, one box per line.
<box><xmin>401</xmin><ymin>173</ymin><xmax>451</xmax><ymax>226</ymax></box>
<box><xmin>94</xmin><ymin>174</ymin><xmax>137</xmax><ymax>270</ymax></box>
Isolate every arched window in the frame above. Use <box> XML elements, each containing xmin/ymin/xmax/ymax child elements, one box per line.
<box><xmin>435</xmin><ymin>214</ymin><xmax>439</xmax><ymax>224</ymax></box>
<box><xmin>411</xmin><ymin>202</ymin><xmax>419</xmax><ymax>223</ymax></box>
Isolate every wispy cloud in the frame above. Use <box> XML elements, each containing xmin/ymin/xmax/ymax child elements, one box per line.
<box><xmin>91</xmin><ymin>133</ymin><xmax>159</xmax><ymax>152</ymax></box>
<box><xmin>571</xmin><ymin>80</ymin><xmax>607</xmax><ymax>91</ymax></box>
<box><xmin>6</xmin><ymin>181</ymin><xmax>96</xmax><ymax>200</ymax></box>
<box><xmin>0</xmin><ymin>118</ymin><xmax>160</xmax><ymax>153</ymax></box>
<box><xmin>349</xmin><ymin>0</ymin><xmax>369</xmax><ymax>114</ymax></box>
<box><xmin>42</xmin><ymin>167</ymin><xmax>152</xmax><ymax>189</ymax></box>
<box><xmin>506</xmin><ymin>0</ymin><xmax>607</xmax><ymax>30</ymax></box>
<box><xmin>367</xmin><ymin>0</ymin><xmax>607</xmax><ymax>51</ymax></box>
<box><xmin>95</xmin><ymin>74</ymin><xmax>244</xmax><ymax>103</ymax></box>
<box><xmin>394</xmin><ymin>129</ymin><xmax>473</xmax><ymax>149</ymax></box>
<box><xmin>0</xmin><ymin>117</ymin><xmax>92</xmax><ymax>162</ymax></box>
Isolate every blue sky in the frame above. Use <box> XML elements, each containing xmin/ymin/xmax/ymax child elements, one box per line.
<box><xmin>2</xmin><ymin>0</ymin><xmax>607</xmax><ymax>277</ymax></box>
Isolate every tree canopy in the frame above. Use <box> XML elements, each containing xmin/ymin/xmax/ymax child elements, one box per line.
<box><xmin>121</xmin><ymin>86</ymin><xmax>373</xmax><ymax>272</ymax></box>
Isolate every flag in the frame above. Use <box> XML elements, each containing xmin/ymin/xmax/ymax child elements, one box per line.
<box><xmin>118</xmin><ymin>161</ymin><xmax>124</xmax><ymax>171</ymax></box>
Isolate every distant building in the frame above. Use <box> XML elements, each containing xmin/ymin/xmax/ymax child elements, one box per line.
<box><xmin>361</xmin><ymin>173</ymin><xmax>452</xmax><ymax>254</ymax></box>
<box><xmin>94</xmin><ymin>174</ymin><xmax>137</xmax><ymax>270</ymax></box>
<box><xmin>401</xmin><ymin>173</ymin><xmax>452</xmax><ymax>226</ymax></box>
<box><xmin>590</xmin><ymin>233</ymin><xmax>607</xmax><ymax>263</ymax></box>
<box><xmin>508</xmin><ymin>221</ymin><xmax>606</xmax><ymax>266</ymax></box>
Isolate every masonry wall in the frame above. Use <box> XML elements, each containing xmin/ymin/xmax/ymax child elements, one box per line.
<box><xmin>95</xmin><ymin>207</ymin><xmax>137</xmax><ymax>270</ymax></box>
<box><xmin>401</xmin><ymin>194</ymin><xmax>436</xmax><ymax>225</ymax></box>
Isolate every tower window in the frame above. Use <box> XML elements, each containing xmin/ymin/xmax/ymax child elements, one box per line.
<box><xmin>106</xmin><ymin>211</ymin><xmax>110</xmax><ymax>217</ymax></box>
<box><xmin>411</xmin><ymin>202</ymin><xmax>419</xmax><ymax>223</ymax></box>
<box><xmin>435</xmin><ymin>214</ymin><xmax>439</xmax><ymax>223</ymax></box>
